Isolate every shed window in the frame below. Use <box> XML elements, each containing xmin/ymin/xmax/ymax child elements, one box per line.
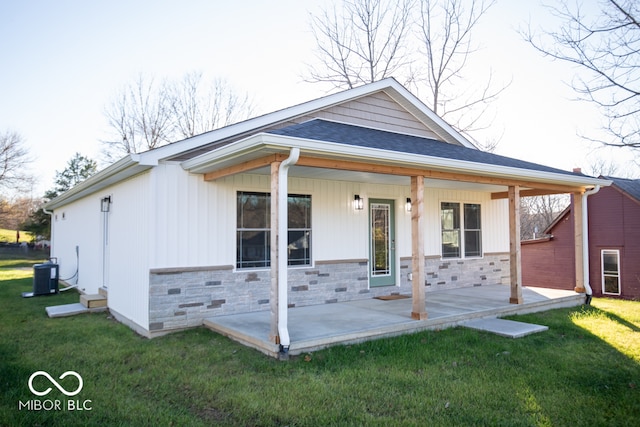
<box><xmin>601</xmin><ymin>249</ymin><xmax>621</xmax><ymax>295</ymax></box>
<box><xmin>441</xmin><ymin>202</ymin><xmax>482</xmax><ymax>258</ymax></box>
<box><xmin>236</xmin><ymin>192</ymin><xmax>311</xmax><ymax>269</ymax></box>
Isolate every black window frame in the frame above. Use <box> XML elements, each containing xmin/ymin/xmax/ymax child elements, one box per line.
<box><xmin>236</xmin><ymin>191</ymin><xmax>312</xmax><ymax>269</ymax></box>
<box><xmin>440</xmin><ymin>201</ymin><xmax>482</xmax><ymax>259</ymax></box>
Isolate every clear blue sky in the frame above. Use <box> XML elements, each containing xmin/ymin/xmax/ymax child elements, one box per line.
<box><xmin>1</xmin><ymin>0</ymin><xmax>635</xmax><ymax>197</ymax></box>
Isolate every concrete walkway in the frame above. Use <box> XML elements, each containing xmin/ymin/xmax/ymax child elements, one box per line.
<box><xmin>204</xmin><ymin>285</ymin><xmax>584</xmax><ymax>357</ymax></box>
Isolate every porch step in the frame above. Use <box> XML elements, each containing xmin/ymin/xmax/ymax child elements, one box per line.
<box><xmin>461</xmin><ymin>318</ymin><xmax>549</xmax><ymax>338</ymax></box>
<box><xmin>80</xmin><ymin>294</ymin><xmax>107</xmax><ymax>308</ymax></box>
<box><xmin>98</xmin><ymin>287</ymin><xmax>108</xmax><ymax>298</ymax></box>
<box><xmin>46</xmin><ymin>303</ymin><xmax>107</xmax><ymax>318</ymax></box>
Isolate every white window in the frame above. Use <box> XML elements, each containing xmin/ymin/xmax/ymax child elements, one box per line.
<box><xmin>601</xmin><ymin>249</ymin><xmax>621</xmax><ymax>295</ymax></box>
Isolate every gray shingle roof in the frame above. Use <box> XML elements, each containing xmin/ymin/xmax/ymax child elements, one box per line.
<box><xmin>605</xmin><ymin>176</ymin><xmax>640</xmax><ymax>201</ymax></box>
<box><xmin>268</xmin><ymin>119</ymin><xmax>582</xmax><ymax>177</ymax></box>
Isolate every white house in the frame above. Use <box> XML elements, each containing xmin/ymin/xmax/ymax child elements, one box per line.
<box><xmin>45</xmin><ymin>78</ymin><xmax>607</xmax><ymax>351</ymax></box>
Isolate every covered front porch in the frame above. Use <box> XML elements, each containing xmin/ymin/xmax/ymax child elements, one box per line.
<box><xmin>203</xmin><ymin>284</ymin><xmax>584</xmax><ymax>358</ymax></box>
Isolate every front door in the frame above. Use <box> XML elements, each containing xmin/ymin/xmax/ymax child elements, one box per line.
<box><xmin>369</xmin><ymin>199</ymin><xmax>396</xmax><ymax>287</ymax></box>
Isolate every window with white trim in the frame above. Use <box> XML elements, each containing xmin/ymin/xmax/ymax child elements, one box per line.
<box><xmin>236</xmin><ymin>191</ymin><xmax>311</xmax><ymax>269</ymax></box>
<box><xmin>601</xmin><ymin>249</ymin><xmax>621</xmax><ymax>295</ymax></box>
<box><xmin>441</xmin><ymin>202</ymin><xmax>482</xmax><ymax>258</ymax></box>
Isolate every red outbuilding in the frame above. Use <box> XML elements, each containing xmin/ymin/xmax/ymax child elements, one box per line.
<box><xmin>522</xmin><ymin>177</ymin><xmax>640</xmax><ymax>301</ymax></box>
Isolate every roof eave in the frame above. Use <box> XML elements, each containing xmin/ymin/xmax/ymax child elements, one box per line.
<box><xmin>44</xmin><ymin>154</ymin><xmax>152</xmax><ymax>210</ymax></box>
<box><xmin>181</xmin><ymin>133</ymin><xmax>612</xmax><ymax>190</ymax></box>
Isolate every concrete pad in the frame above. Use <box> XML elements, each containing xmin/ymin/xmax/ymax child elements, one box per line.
<box><xmin>462</xmin><ymin>318</ymin><xmax>548</xmax><ymax>338</ymax></box>
<box><xmin>46</xmin><ymin>303</ymin><xmax>107</xmax><ymax>318</ymax></box>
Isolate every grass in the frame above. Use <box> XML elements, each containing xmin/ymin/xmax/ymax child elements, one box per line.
<box><xmin>0</xmin><ymin>227</ymin><xmax>34</xmax><ymax>243</ymax></box>
<box><xmin>1</xmin><ymin>258</ymin><xmax>639</xmax><ymax>426</ymax></box>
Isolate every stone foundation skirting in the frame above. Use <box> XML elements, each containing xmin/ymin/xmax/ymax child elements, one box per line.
<box><xmin>147</xmin><ymin>254</ymin><xmax>510</xmax><ymax>333</ymax></box>
<box><xmin>399</xmin><ymin>252</ymin><xmax>511</xmax><ymax>291</ymax></box>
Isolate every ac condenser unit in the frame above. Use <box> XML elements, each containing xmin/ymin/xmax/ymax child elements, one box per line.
<box><xmin>22</xmin><ymin>262</ymin><xmax>59</xmax><ymax>298</ymax></box>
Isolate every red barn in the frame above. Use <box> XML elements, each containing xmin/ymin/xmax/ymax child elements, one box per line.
<box><xmin>522</xmin><ymin>177</ymin><xmax>640</xmax><ymax>300</ymax></box>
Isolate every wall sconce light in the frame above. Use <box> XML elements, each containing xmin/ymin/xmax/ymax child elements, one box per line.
<box><xmin>101</xmin><ymin>196</ymin><xmax>112</xmax><ymax>212</ymax></box>
<box><xmin>406</xmin><ymin>198</ymin><xmax>412</xmax><ymax>212</ymax></box>
<box><xmin>353</xmin><ymin>195</ymin><xmax>364</xmax><ymax>210</ymax></box>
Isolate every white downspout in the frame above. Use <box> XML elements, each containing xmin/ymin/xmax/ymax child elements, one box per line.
<box><xmin>582</xmin><ymin>185</ymin><xmax>601</xmax><ymax>303</ymax></box>
<box><xmin>277</xmin><ymin>147</ymin><xmax>300</xmax><ymax>353</ymax></box>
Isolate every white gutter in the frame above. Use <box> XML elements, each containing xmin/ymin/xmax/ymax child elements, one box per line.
<box><xmin>277</xmin><ymin>147</ymin><xmax>300</xmax><ymax>353</ymax></box>
<box><xmin>582</xmin><ymin>185</ymin><xmax>601</xmax><ymax>302</ymax></box>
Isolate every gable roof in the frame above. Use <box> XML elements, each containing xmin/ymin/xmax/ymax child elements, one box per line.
<box><xmin>540</xmin><ymin>176</ymin><xmax>640</xmax><ymax>236</ymax></box>
<box><xmin>267</xmin><ymin>119</ymin><xmax>580</xmax><ymax>178</ymax></box>
<box><xmin>44</xmin><ymin>78</ymin><xmax>610</xmax><ymax>210</ymax></box>
<box><xmin>144</xmin><ymin>77</ymin><xmax>476</xmax><ymax>164</ymax></box>
<box><xmin>604</xmin><ymin>176</ymin><xmax>640</xmax><ymax>202</ymax></box>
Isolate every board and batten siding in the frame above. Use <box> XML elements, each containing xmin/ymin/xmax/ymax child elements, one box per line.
<box><xmin>152</xmin><ymin>165</ymin><xmax>510</xmax><ymax>270</ymax></box>
<box><xmin>50</xmin><ymin>193</ymin><xmax>103</xmax><ymax>293</ymax></box>
<box><xmin>49</xmin><ymin>171</ymin><xmax>152</xmax><ymax>331</ymax></box>
<box><xmin>105</xmin><ymin>172</ymin><xmax>152</xmax><ymax>331</ymax></box>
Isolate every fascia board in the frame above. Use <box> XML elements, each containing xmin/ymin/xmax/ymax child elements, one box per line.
<box><xmin>44</xmin><ymin>154</ymin><xmax>151</xmax><ymax>210</ymax></box>
<box><xmin>182</xmin><ymin>133</ymin><xmax>611</xmax><ymax>189</ymax></box>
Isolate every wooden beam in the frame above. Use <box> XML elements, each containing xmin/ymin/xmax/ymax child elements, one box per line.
<box><xmin>573</xmin><ymin>193</ymin><xmax>586</xmax><ymax>293</ymax></box>
<box><xmin>410</xmin><ymin>176</ymin><xmax>427</xmax><ymax>320</ymax></box>
<box><xmin>204</xmin><ymin>154</ymin><xmax>288</xmax><ymax>181</ymax></box>
<box><xmin>269</xmin><ymin>161</ymin><xmax>281</xmax><ymax>343</ymax></box>
<box><xmin>508</xmin><ymin>186</ymin><xmax>523</xmax><ymax>304</ymax></box>
<box><xmin>491</xmin><ymin>188</ymin><xmax>582</xmax><ymax>199</ymax></box>
<box><xmin>203</xmin><ymin>153</ymin><xmax>587</xmax><ymax>194</ymax></box>
<box><xmin>295</xmin><ymin>155</ymin><xmax>585</xmax><ymax>194</ymax></box>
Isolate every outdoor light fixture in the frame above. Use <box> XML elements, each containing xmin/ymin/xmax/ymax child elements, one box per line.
<box><xmin>353</xmin><ymin>195</ymin><xmax>364</xmax><ymax>210</ymax></box>
<box><xmin>406</xmin><ymin>198</ymin><xmax>412</xmax><ymax>212</ymax></box>
<box><xmin>101</xmin><ymin>196</ymin><xmax>112</xmax><ymax>212</ymax></box>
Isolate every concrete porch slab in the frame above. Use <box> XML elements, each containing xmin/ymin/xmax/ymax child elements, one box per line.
<box><xmin>461</xmin><ymin>318</ymin><xmax>549</xmax><ymax>338</ymax></box>
<box><xmin>204</xmin><ymin>285</ymin><xmax>584</xmax><ymax>357</ymax></box>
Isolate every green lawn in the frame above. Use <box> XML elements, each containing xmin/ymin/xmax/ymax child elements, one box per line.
<box><xmin>0</xmin><ymin>228</ymin><xmax>34</xmax><ymax>243</ymax></box>
<box><xmin>1</xmin><ymin>259</ymin><xmax>639</xmax><ymax>426</ymax></box>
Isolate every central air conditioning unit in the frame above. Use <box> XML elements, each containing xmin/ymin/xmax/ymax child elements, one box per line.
<box><xmin>21</xmin><ymin>261</ymin><xmax>59</xmax><ymax>298</ymax></box>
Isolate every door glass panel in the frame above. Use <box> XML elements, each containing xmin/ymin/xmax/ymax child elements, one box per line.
<box><xmin>371</xmin><ymin>203</ymin><xmax>390</xmax><ymax>276</ymax></box>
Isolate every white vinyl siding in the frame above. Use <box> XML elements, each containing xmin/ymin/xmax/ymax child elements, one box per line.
<box><xmin>150</xmin><ymin>166</ymin><xmax>510</xmax><ymax>268</ymax></box>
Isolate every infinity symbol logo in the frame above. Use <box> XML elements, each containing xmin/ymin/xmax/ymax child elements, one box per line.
<box><xmin>28</xmin><ymin>371</ymin><xmax>83</xmax><ymax>396</ymax></box>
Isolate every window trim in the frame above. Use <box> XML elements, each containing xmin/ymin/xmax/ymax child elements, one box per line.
<box><xmin>440</xmin><ymin>200</ymin><xmax>483</xmax><ymax>260</ymax></box>
<box><xmin>601</xmin><ymin>249</ymin><xmax>621</xmax><ymax>295</ymax></box>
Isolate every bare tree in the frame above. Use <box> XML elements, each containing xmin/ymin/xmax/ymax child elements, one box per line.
<box><xmin>307</xmin><ymin>0</ymin><xmax>414</xmax><ymax>89</ymax></box>
<box><xmin>0</xmin><ymin>130</ymin><xmax>33</xmax><ymax>192</ymax></box>
<box><xmin>102</xmin><ymin>74</ymin><xmax>175</xmax><ymax>161</ymax></box>
<box><xmin>306</xmin><ymin>0</ymin><xmax>507</xmax><ymax>151</ymax></box>
<box><xmin>523</xmin><ymin>0</ymin><xmax>640</xmax><ymax>150</ymax></box>
<box><xmin>520</xmin><ymin>194</ymin><xmax>570</xmax><ymax>240</ymax></box>
<box><xmin>103</xmin><ymin>72</ymin><xmax>254</xmax><ymax>161</ymax></box>
<box><xmin>416</xmin><ymin>0</ymin><xmax>508</xmax><ymax>136</ymax></box>
<box><xmin>171</xmin><ymin>72</ymin><xmax>254</xmax><ymax>139</ymax></box>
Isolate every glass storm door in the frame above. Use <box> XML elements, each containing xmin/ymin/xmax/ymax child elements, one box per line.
<box><xmin>369</xmin><ymin>199</ymin><xmax>396</xmax><ymax>287</ymax></box>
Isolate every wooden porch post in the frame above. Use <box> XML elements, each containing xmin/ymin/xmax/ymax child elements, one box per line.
<box><xmin>411</xmin><ymin>176</ymin><xmax>427</xmax><ymax>320</ymax></box>
<box><xmin>508</xmin><ymin>185</ymin><xmax>523</xmax><ymax>304</ymax></box>
<box><xmin>269</xmin><ymin>161</ymin><xmax>281</xmax><ymax>343</ymax></box>
<box><xmin>573</xmin><ymin>192</ymin><xmax>586</xmax><ymax>293</ymax></box>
